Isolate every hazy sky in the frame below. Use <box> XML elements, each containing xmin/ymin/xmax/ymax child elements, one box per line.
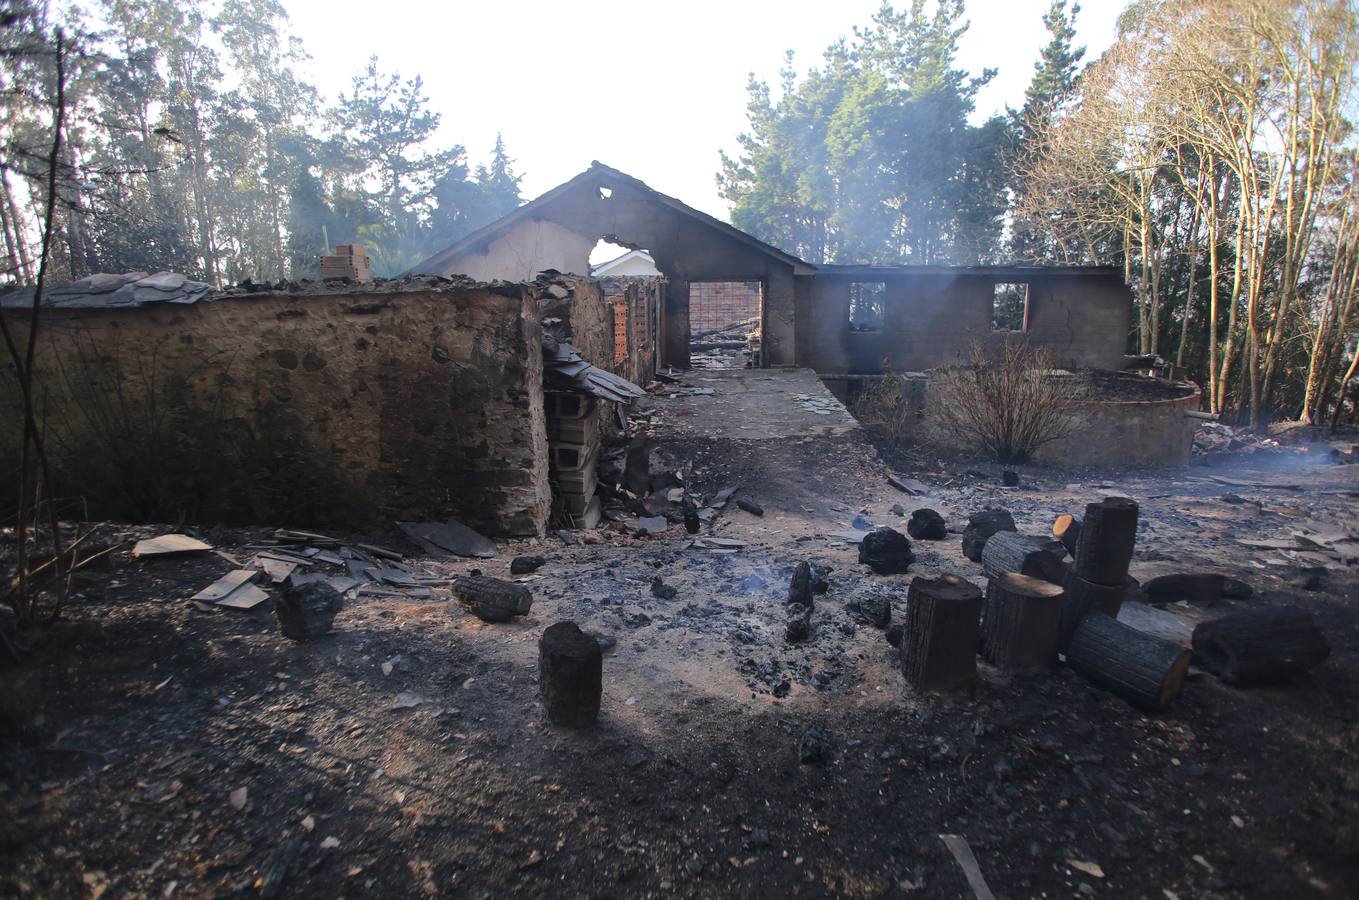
<box><xmin>285</xmin><ymin>0</ymin><xmax>1124</xmax><ymax>220</ymax></box>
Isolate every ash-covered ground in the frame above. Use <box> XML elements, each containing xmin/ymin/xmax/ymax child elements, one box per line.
<box><xmin>2</xmin><ymin>374</ymin><xmax>1358</xmax><ymax>898</ymax></box>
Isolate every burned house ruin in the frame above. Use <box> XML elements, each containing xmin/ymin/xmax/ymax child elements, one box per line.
<box><xmin>3</xmin><ymin>163</ymin><xmax>1192</xmax><ymax>538</ymax></box>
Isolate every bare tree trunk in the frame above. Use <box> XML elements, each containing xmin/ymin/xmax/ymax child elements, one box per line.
<box><xmin>1216</xmin><ymin>198</ymin><xmax>1248</xmax><ymax>413</ymax></box>
<box><xmin>1176</xmin><ymin>185</ymin><xmax>1205</xmax><ymax>368</ymax></box>
<box><xmin>2</xmin><ymin>167</ymin><xmax>35</xmax><ymax>283</ymax></box>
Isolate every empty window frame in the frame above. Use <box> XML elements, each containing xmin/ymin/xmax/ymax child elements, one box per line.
<box><xmin>992</xmin><ymin>282</ymin><xmax>1029</xmax><ymax>332</ymax></box>
<box><xmin>849</xmin><ymin>282</ymin><xmax>886</xmax><ymax>332</ymax></box>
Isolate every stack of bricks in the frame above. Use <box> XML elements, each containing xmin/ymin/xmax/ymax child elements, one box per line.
<box><xmin>546</xmin><ymin>391</ymin><xmax>601</xmax><ymax>528</ymax></box>
<box><xmin>319</xmin><ymin>243</ymin><xmax>371</xmax><ymax>281</ymax></box>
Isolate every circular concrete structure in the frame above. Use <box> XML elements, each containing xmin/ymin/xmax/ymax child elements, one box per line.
<box><xmin>853</xmin><ymin>369</ymin><xmax>1203</xmax><ymax>468</ymax></box>
<box><xmin>1031</xmin><ymin>372</ymin><xmax>1201</xmax><ymax>467</ymax></box>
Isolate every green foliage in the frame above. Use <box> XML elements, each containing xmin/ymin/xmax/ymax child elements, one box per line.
<box><xmin>0</xmin><ymin>0</ymin><xmax>525</xmax><ymax>287</ymax></box>
<box><xmin>719</xmin><ymin>1</ymin><xmax>1008</xmax><ymax>265</ymax></box>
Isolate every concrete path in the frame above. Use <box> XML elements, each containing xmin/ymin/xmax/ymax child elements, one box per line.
<box><xmin>647</xmin><ymin>367</ymin><xmax>859</xmax><ymax>440</ymax></box>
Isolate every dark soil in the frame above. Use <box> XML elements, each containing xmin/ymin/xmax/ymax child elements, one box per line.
<box><xmin>2</xmin><ymin>431</ymin><xmax>1358</xmax><ymax>898</ymax></box>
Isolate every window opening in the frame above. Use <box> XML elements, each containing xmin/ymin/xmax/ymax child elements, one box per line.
<box><xmin>992</xmin><ymin>283</ymin><xmax>1029</xmax><ymax>331</ymax></box>
<box><xmin>849</xmin><ymin>282</ymin><xmax>886</xmax><ymax>332</ymax></box>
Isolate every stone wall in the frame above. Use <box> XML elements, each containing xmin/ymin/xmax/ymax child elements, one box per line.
<box><xmin>3</xmin><ymin>282</ymin><xmax>552</xmax><ymax>535</ymax></box>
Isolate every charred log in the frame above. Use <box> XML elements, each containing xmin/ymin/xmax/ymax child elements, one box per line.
<box><xmin>962</xmin><ymin>508</ymin><xmax>1016</xmax><ymax>562</ymax></box>
<box><xmin>1064</xmin><ymin>613</ymin><xmax>1189</xmax><ymax>709</ymax></box>
<box><xmin>981</xmin><ymin>531</ymin><xmax>1065</xmax><ymax>584</ymax></box>
<box><xmin>1191</xmin><ymin>608</ymin><xmax>1331</xmax><ymax>684</ymax></box>
<box><xmin>902</xmin><ymin>575</ymin><xmax>983</xmax><ymax>693</ymax></box>
<box><xmin>1073</xmin><ymin>497</ymin><xmax>1139</xmax><ymax>586</ymax></box>
<box><xmin>1052</xmin><ymin>514</ymin><xmax>1082</xmax><ymax>556</ymax></box>
<box><xmin>1059</xmin><ymin>570</ymin><xmax>1130</xmax><ymax>646</ymax></box>
<box><xmin>982</xmin><ymin>573</ymin><xmax>1065</xmax><ymax>671</ymax></box>
<box><xmin>452</xmin><ymin>576</ymin><xmax>533</xmax><ymax>623</ymax></box>
<box><xmin>539</xmin><ymin>621</ymin><xmax>602</xmax><ymax>728</ymax></box>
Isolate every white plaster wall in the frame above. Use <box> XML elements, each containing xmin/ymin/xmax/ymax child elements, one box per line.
<box><xmin>437</xmin><ymin>219</ymin><xmax>594</xmax><ymax>281</ymax></box>
<box><xmin>594</xmin><ymin>255</ymin><xmax>660</xmax><ymax>277</ymax></box>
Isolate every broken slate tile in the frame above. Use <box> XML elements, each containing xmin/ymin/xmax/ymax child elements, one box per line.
<box><xmin>191</xmin><ymin>570</ymin><xmax>257</xmax><ymax>603</ymax></box>
<box><xmin>638</xmin><ymin>516</ymin><xmax>668</xmax><ymax>534</ymax></box>
<box><xmin>133</xmin><ymin>534</ymin><xmax>211</xmax><ymax>559</ymax></box>
<box><xmin>398</xmin><ymin>519</ymin><xmax>497</xmax><ymax>559</ymax></box>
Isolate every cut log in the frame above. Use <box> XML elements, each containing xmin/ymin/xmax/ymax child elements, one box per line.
<box><xmin>1059</xmin><ymin>570</ymin><xmax>1129</xmax><ymax>646</ymax></box>
<box><xmin>1073</xmin><ymin>497</ymin><xmax>1139</xmax><ymax>586</ymax></box>
<box><xmin>902</xmin><ymin>575</ymin><xmax>983</xmax><ymax>692</ymax></box>
<box><xmin>1191</xmin><ymin>607</ymin><xmax>1331</xmax><ymax>684</ymax></box>
<box><xmin>982</xmin><ymin>573</ymin><xmax>1065</xmax><ymax>670</ymax></box>
<box><xmin>962</xmin><ymin>508</ymin><xmax>1016</xmax><ymax>562</ymax></box>
<box><xmin>788</xmin><ymin>561</ymin><xmax>813</xmax><ymax>607</ymax></box>
<box><xmin>1064</xmin><ymin>612</ymin><xmax>1189</xmax><ymax>709</ymax></box>
<box><xmin>539</xmin><ymin>622</ymin><xmax>602</xmax><ymax>728</ymax></box>
<box><xmin>451</xmin><ymin>576</ymin><xmax>532</xmax><ymax>622</ymax></box>
<box><xmin>1052</xmin><ymin>514</ymin><xmax>1082</xmax><ymax>556</ymax></box>
<box><xmin>981</xmin><ymin>531</ymin><xmax>1065</xmax><ymax>584</ymax></box>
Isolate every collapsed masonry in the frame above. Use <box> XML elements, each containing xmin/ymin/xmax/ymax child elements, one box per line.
<box><xmin>0</xmin><ymin>270</ymin><xmax>650</xmax><ymax>537</ymax></box>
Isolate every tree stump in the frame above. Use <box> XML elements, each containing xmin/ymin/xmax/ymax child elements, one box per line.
<box><xmin>451</xmin><ymin>576</ymin><xmax>533</xmax><ymax>623</ymax></box>
<box><xmin>981</xmin><ymin>531</ymin><xmax>1065</xmax><ymax>584</ymax></box>
<box><xmin>1191</xmin><ymin>607</ymin><xmax>1331</xmax><ymax>684</ymax></box>
<box><xmin>982</xmin><ymin>573</ymin><xmax>1065</xmax><ymax>670</ymax></box>
<box><xmin>1052</xmin><ymin>514</ymin><xmax>1082</xmax><ymax>556</ymax></box>
<box><xmin>962</xmin><ymin>508</ymin><xmax>1016</xmax><ymax>562</ymax></box>
<box><xmin>1073</xmin><ymin>497</ymin><xmax>1139</xmax><ymax>586</ymax></box>
<box><xmin>539</xmin><ymin>622</ymin><xmax>602</xmax><ymax>728</ymax></box>
<box><xmin>1059</xmin><ymin>570</ymin><xmax>1129</xmax><ymax>646</ymax></box>
<box><xmin>902</xmin><ymin>575</ymin><xmax>983</xmax><ymax>692</ymax></box>
<box><xmin>1065</xmin><ymin>612</ymin><xmax>1189</xmax><ymax>709</ymax></box>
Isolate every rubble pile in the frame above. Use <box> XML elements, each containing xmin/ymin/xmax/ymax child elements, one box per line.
<box><xmin>1193</xmin><ymin>422</ymin><xmax>1293</xmax><ymax>457</ymax></box>
<box><xmin>689</xmin><ymin>318</ymin><xmax>758</xmax><ymax>369</ymax></box>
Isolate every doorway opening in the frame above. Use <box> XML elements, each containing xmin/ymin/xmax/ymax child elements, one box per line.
<box><xmin>689</xmin><ymin>280</ymin><xmax>762</xmax><ymax>369</ymax></box>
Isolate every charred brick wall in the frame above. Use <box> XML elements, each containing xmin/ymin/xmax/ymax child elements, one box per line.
<box><xmin>599</xmin><ymin>275</ymin><xmax>664</xmax><ymax>385</ymax></box>
<box><xmin>4</xmin><ymin>285</ymin><xmax>551</xmax><ymax>535</ymax></box>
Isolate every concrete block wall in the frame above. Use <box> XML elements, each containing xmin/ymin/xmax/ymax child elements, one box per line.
<box><xmin>7</xmin><ymin>285</ymin><xmax>551</xmax><ymax>535</ymax></box>
<box><xmin>796</xmin><ymin>271</ymin><xmax>1131</xmax><ymax>375</ymax></box>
